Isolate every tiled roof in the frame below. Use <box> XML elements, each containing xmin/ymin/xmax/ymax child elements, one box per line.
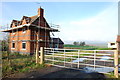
<box><xmin>2</xmin><ymin>8</ymin><xmax>58</xmax><ymax>32</ymax></box>
<box><xmin>116</xmin><ymin>35</ymin><xmax>120</xmax><ymax>42</ymax></box>
<box><xmin>21</xmin><ymin>15</ymin><xmax>39</xmax><ymax>24</ymax></box>
<box><xmin>30</xmin><ymin>15</ymin><xmax>38</xmax><ymax>22</ymax></box>
<box><xmin>12</xmin><ymin>20</ymin><xmax>19</xmax><ymax>22</ymax></box>
<box><xmin>10</xmin><ymin>20</ymin><xmax>21</xmax><ymax>27</ymax></box>
<box><xmin>10</xmin><ymin>15</ymin><xmax>38</xmax><ymax>27</ymax></box>
<box><xmin>51</xmin><ymin>38</ymin><xmax>64</xmax><ymax>44</ymax></box>
<box><xmin>21</xmin><ymin>16</ymin><xmax>31</xmax><ymax>23</ymax></box>
<box><xmin>30</xmin><ymin>15</ymin><xmax>38</xmax><ymax>24</ymax></box>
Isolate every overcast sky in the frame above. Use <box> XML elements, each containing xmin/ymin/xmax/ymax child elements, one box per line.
<box><xmin>0</xmin><ymin>2</ymin><xmax>118</xmax><ymax>43</ymax></box>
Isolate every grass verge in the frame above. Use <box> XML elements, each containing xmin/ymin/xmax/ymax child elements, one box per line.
<box><xmin>2</xmin><ymin>51</ymin><xmax>46</xmax><ymax>77</ymax></box>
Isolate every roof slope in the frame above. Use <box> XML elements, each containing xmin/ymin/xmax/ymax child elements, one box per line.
<box><xmin>2</xmin><ymin>8</ymin><xmax>58</xmax><ymax>32</ymax></box>
<box><xmin>51</xmin><ymin>38</ymin><xmax>64</xmax><ymax>44</ymax></box>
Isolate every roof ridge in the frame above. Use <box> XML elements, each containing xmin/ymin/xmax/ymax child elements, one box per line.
<box><xmin>30</xmin><ymin>15</ymin><xmax>38</xmax><ymax>18</ymax></box>
<box><xmin>23</xmin><ymin>16</ymin><xmax>30</xmax><ymax>18</ymax></box>
<box><xmin>13</xmin><ymin>19</ymin><xmax>17</xmax><ymax>21</ymax></box>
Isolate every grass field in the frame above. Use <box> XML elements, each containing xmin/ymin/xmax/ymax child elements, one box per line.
<box><xmin>64</xmin><ymin>44</ymin><xmax>112</xmax><ymax>50</ymax></box>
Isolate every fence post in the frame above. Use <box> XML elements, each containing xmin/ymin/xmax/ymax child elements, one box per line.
<box><xmin>36</xmin><ymin>34</ymin><xmax>39</xmax><ymax>63</ymax></box>
<box><xmin>78</xmin><ymin>50</ymin><xmax>80</xmax><ymax>69</ymax></box>
<box><xmin>40</xmin><ymin>47</ymin><xmax>44</xmax><ymax>64</ymax></box>
<box><xmin>64</xmin><ymin>49</ymin><xmax>65</xmax><ymax>67</ymax></box>
<box><xmin>53</xmin><ymin>48</ymin><xmax>54</xmax><ymax>65</ymax></box>
<box><xmin>36</xmin><ymin>46</ymin><xmax>39</xmax><ymax>63</ymax></box>
<box><xmin>114</xmin><ymin>50</ymin><xmax>118</xmax><ymax>78</ymax></box>
<box><xmin>94</xmin><ymin>50</ymin><xmax>96</xmax><ymax>70</ymax></box>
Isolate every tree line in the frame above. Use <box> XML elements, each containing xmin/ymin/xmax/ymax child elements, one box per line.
<box><xmin>73</xmin><ymin>41</ymin><xmax>86</xmax><ymax>46</ymax></box>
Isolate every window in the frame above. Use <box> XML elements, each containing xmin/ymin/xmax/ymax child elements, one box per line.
<box><xmin>22</xmin><ymin>42</ymin><xmax>26</xmax><ymax>49</ymax></box>
<box><xmin>26</xmin><ymin>18</ymin><xmax>30</xmax><ymax>23</ymax></box>
<box><xmin>22</xmin><ymin>28</ymin><xmax>26</xmax><ymax>33</ymax></box>
<box><xmin>14</xmin><ymin>23</ymin><xmax>17</xmax><ymax>26</ymax></box>
<box><xmin>12</xmin><ymin>30</ymin><xmax>15</xmax><ymax>35</ymax></box>
<box><xmin>55</xmin><ymin>44</ymin><xmax>58</xmax><ymax>48</ymax></box>
<box><xmin>111</xmin><ymin>43</ymin><xmax>115</xmax><ymax>46</ymax></box>
<box><xmin>50</xmin><ymin>44</ymin><xmax>53</xmax><ymax>48</ymax></box>
<box><xmin>12</xmin><ymin>42</ymin><xmax>15</xmax><ymax>48</ymax></box>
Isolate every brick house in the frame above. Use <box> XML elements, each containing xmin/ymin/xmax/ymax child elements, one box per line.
<box><xmin>2</xmin><ymin>8</ymin><xmax>64</xmax><ymax>55</ymax></box>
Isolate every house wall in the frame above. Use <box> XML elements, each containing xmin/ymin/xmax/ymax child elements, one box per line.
<box><xmin>58</xmin><ymin>44</ymin><xmax>63</xmax><ymax>48</ymax></box>
<box><xmin>9</xmin><ymin>28</ymin><xmax>31</xmax><ymax>54</ymax></box>
<box><xmin>9</xmin><ymin>26</ymin><xmax>51</xmax><ymax>55</ymax></box>
<box><xmin>30</xmin><ymin>28</ymin><xmax>50</xmax><ymax>54</ymax></box>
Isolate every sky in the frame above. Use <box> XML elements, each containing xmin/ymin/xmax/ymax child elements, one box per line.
<box><xmin>0</xmin><ymin>2</ymin><xmax>118</xmax><ymax>44</ymax></box>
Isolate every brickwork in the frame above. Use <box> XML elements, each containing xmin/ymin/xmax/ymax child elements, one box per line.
<box><xmin>4</xmin><ymin>8</ymin><xmax>64</xmax><ymax>55</ymax></box>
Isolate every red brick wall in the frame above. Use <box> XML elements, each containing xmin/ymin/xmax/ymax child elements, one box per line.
<box><xmin>9</xmin><ymin>27</ymin><xmax>31</xmax><ymax>54</ymax></box>
<box><xmin>9</xmin><ymin>26</ymin><xmax>51</xmax><ymax>54</ymax></box>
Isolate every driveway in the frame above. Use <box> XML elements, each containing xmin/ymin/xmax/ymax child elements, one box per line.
<box><xmin>4</xmin><ymin>66</ymin><xmax>108</xmax><ymax>79</ymax></box>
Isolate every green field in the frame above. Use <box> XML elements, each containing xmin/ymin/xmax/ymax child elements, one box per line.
<box><xmin>64</xmin><ymin>44</ymin><xmax>112</xmax><ymax>50</ymax></box>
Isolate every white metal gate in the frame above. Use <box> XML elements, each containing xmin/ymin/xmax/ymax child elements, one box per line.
<box><xmin>43</xmin><ymin>48</ymin><xmax>118</xmax><ymax>77</ymax></box>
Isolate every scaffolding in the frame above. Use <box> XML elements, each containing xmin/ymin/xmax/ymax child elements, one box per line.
<box><xmin>1</xmin><ymin>11</ymin><xmax>61</xmax><ymax>55</ymax></box>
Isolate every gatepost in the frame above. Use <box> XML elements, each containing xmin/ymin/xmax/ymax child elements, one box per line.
<box><xmin>39</xmin><ymin>47</ymin><xmax>44</xmax><ymax>64</ymax></box>
<box><xmin>114</xmin><ymin>50</ymin><xmax>118</xmax><ymax>78</ymax></box>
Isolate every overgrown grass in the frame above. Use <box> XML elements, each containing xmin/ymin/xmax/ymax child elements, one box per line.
<box><xmin>2</xmin><ymin>51</ymin><xmax>46</xmax><ymax>77</ymax></box>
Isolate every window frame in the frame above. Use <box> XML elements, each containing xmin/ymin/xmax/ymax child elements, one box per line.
<box><xmin>111</xmin><ymin>43</ymin><xmax>115</xmax><ymax>46</ymax></box>
<box><xmin>11</xmin><ymin>41</ymin><xmax>15</xmax><ymax>49</ymax></box>
<box><xmin>55</xmin><ymin>44</ymin><xmax>58</xmax><ymax>48</ymax></box>
<box><xmin>12</xmin><ymin>30</ymin><xmax>15</xmax><ymax>35</ymax></box>
<box><xmin>21</xmin><ymin>42</ymin><xmax>26</xmax><ymax>50</ymax></box>
<box><xmin>22</xmin><ymin>28</ymin><xmax>26</xmax><ymax>33</ymax></box>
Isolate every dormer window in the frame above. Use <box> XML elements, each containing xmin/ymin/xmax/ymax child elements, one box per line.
<box><xmin>13</xmin><ymin>22</ymin><xmax>17</xmax><ymax>26</ymax></box>
<box><xmin>17</xmin><ymin>22</ymin><xmax>20</xmax><ymax>26</ymax></box>
<box><xmin>26</xmin><ymin>18</ymin><xmax>30</xmax><ymax>23</ymax></box>
<box><xmin>22</xmin><ymin>28</ymin><xmax>26</xmax><ymax>33</ymax></box>
<box><xmin>15</xmin><ymin>23</ymin><xmax>17</xmax><ymax>26</ymax></box>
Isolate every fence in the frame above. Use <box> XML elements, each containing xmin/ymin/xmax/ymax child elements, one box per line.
<box><xmin>37</xmin><ymin>47</ymin><xmax>118</xmax><ymax>78</ymax></box>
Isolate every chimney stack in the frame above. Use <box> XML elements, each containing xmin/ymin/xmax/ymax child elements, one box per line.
<box><xmin>38</xmin><ymin>7</ymin><xmax>44</xmax><ymax>17</ymax></box>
